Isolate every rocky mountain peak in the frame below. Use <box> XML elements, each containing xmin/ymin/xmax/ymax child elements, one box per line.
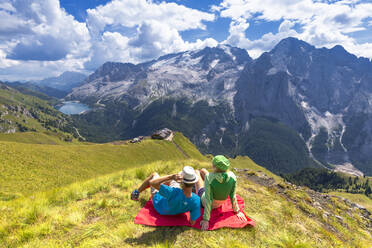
<box><xmin>86</xmin><ymin>62</ymin><xmax>144</xmax><ymax>83</ymax></box>
<box><xmin>272</xmin><ymin>37</ymin><xmax>314</xmax><ymax>55</ymax></box>
<box><xmin>69</xmin><ymin>44</ymin><xmax>252</xmax><ymax>107</ymax></box>
<box><xmin>195</xmin><ymin>44</ymin><xmax>251</xmax><ymax>67</ymax></box>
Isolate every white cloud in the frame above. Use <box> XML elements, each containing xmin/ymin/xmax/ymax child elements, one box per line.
<box><xmin>2</xmin><ymin>0</ymin><xmax>372</xmax><ymax>81</ymax></box>
<box><xmin>0</xmin><ymin>0</ymin><xmax>90</xmax><ymax>81</ymax></box>
<box><xmin>224</xmin><ymin>18</ymin><xmax>250</xmax><ymax>47</ymax></box>
<box><xmin>218</xmin><ymin>0</ymin><xmax>372</xmax><ymax>59</ymax></box>
<box><xmin>0</xmin><ymin>1</ymin><xmax>15</xmax><ymax>12</ymax></box>
<box><xmin>84</xmin><ymin>0</ymin><xmax>217</xmax><ymax>69</ymax></box>
<box><xmin>84</xmin><ymin>31</ymin><xmax>130</xmax><ymax>70</ymax></box>
<box><xmin>0</xmin><ymin>0</ymin><xmax>219</xmax><ymax>81</ymax></box>
<box><xmin>0</xmin><ymin>58</ymin><xmax>89</xmax><ymax>81</ymax></box>
<box><xmin>86</xmin><ymin>0</ymin><xmax>215</xmax><ymax>34</ymax></box>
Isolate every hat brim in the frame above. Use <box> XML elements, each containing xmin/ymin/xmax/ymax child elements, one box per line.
<box><xmin>182</xmin><ymin>177</ymin><xmax>198</xmax><ymax>184</ymax></box>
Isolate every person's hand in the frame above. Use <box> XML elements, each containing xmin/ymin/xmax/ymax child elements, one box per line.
<box><xmin>172</xmin><ymin>173</ymin><xmax>183</xmax><ymax>183</ymax></box>
<box><xmin>200</xmin><ymin>220</ymin><xmax>209</xmax><ymax>231</ymax></box>
<box><xmin>236</xmin><ymin>211</ymin><xmax>247</xmax><ymax>222</ymax></box>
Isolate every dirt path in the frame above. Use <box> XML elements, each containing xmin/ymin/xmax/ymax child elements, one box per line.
<box><xmin>169</xmin><ymin>132</ymin><xmax>190</xmax><ymax>159</ymax></box>
<box><xmin>73</xmin><ymin>127</ymin><xmax>85</xmax><ymax>140</ymax></box>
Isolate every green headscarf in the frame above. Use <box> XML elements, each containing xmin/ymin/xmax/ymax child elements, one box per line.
<box><xmin>212</xmin><ymin>155</ymin><xmax>230</xmax><ymax>172</ymax></box>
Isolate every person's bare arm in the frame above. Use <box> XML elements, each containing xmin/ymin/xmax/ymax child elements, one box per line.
<box><xmin>150</xmin><ymin>174</ymin><xmax>182</xmax><ymax>190</ymax></box>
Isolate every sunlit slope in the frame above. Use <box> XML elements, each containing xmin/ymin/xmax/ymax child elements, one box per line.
<box><xmin>0</xmin><ymin>133</ymin><xmax>200</xmax><ymax>196</ymax></box>
<box><xmin>0</xmin><ymin>161</ymin><xmax>370</xmax><ymax>248</ymax></box>
<box><xmin>0</xmin><ymin>83</ymin><xmax>75</xmax><ymax>140</ymax></box>
<box><xmin>0</xmin><ymin>132</ymin><xmax>79</xmax><ymax>145</ymax></box>
<box><xmin>329</xmin><ymin>191</ymin><xmax>372</xmax><ymax>213</ymax></box>
<box><xmin>0</xmin><ymin>131</ymin><xmax>370</xmax><ymax>247</ymax></box>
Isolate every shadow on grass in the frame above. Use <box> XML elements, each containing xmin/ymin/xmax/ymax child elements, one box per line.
<box><xmin>125</xmin><ymin>226</ymin><xmax>187</xmax><ymax>246</ymax></box>
<box><xmin>139</xmin><ymin>198</ymin><xmax>148</xmax><ymax>207</ymax></box>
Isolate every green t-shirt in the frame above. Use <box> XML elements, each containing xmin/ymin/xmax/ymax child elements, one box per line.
<box><xmin>201</xmin><ymin>171</ymin><xmax>240</xmax><ymax>221</ymax></box>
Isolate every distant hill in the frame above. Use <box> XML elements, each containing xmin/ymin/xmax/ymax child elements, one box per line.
<box><xmin>35</xmin><ymin>71</ymin><xmax>86</xmax><ymax>93</ymax></box>
<box><xmin>5</xmin><ymin>81</ymin><xmax>68</xmax><ymax>99</ymax></box>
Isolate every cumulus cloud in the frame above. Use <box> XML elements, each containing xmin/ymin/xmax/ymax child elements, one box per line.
<box><xmin>84</xmin><ymin>0</ymin><xmax>217</xmax><ymax>69</ymax></box>
<box><xmin>7</xmin><ymin>35</ymin><xmax>69</xmax><ymax>61</ymax></box>
<box><xmin>225</xmin><ymin>18</ymin><xmax>250</xmax><ymax>47</ymax></box>
<box><xmin>0</xmin><ymin>0</ymin><xmax>90</xmax><ymax>80</ymax></box>
<box><xmin>0</xmin><ymin>0</ymin><xmax>219</xmax><ymax>80</ymax></box>
<box><xmin>1</xmin><ymin>0</ymin><xmax>372</xmax><ymax>81</ymax></box>
<box><xmin>84</xmin><ymin>31</ymin><xmax>130</xmax><ymax>70</ymax></box>
<box><xmin>218</xmin><ymin>0</ymin><xmax>372</xmax><ymax>58</ymax></box>
<box><xmin>86</xmin><ymin>0</ymin><xmax>214</xmax><ymax>34</ymax></box>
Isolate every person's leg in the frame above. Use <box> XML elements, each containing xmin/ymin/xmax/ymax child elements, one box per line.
<box><xmin>138</xmin><ymin>172</ymin><xmax>158</xmax><ymax>193</ymax></box>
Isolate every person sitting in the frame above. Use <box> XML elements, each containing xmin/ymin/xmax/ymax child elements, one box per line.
<box><xmin>195</xmin><ymin>155</ymin><xmax>247</xmax><ymax>231</ymax></box>
<box><xmin>131</xmin><ymin>166</ymin><xmax>201</xmax><ymax>226</ymax></box>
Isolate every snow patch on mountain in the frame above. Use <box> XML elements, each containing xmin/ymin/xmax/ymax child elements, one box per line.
<box><xmin>210</xmin><ymin>59</ymin><xmax>219</xmax><ymax>68</ymax></box>
<box><xmin>69</xmin><ymin>45</ymin><xmax>251</xmax><ymax>110</ymax></box>
<box><xmin>219</xmin><ymin>44</ymin><xmax>236</xmax><ymax>61</ymax></box>
<box><xmin>300</xmin><ymin>100</ymin><xmax>344</xmax><ymax>145</ymax></box>
<box><xmin>299</xmin><ymin>98</ymin><xmax>356</xmax><ymax>170</ymax></box>
<box><xmin>267</xmin><ymin>67</ymin><xmax>277</xmax><ymax>76</ymax></box>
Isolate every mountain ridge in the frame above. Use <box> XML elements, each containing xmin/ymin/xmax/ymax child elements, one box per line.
<box><xmin>43</xmin><ymin>38</ymin><xmax>372</xmax><ymax>175</ymax></box>
<box><xmin>68</xmin><ymin>44</ymin><xmax>251</xmax><ymax>109</ymax></box>
<box><xmin>35</xmin><ymin>71</ymin><xmax>87</xmax><ymax>92</ymax></box>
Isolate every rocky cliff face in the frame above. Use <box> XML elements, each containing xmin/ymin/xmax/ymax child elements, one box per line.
<box><xmin>69</xmin><ymin>38</ymin><xmax>372</xmax><ymax>175</ymax></box>
<box><xmin>235</xmin><ymin>37</ymin><xmax>372</xmax><ymax>175</ymax></box>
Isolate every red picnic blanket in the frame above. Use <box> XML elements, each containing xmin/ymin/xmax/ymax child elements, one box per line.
<box><xmin>134</xmin><ymin>194</ymin><xmax>255</xmax><ymax>230</ymax></box>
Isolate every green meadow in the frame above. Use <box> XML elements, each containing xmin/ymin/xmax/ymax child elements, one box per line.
<box><xmin>0</xmin><ymin>133</ymin><xmax>191</xmax><ymax>196</ymax></box>
<box><xmin>0</xmin><ymin>132</ymin><xmax>371</xmax><ymax>247</ymax></box>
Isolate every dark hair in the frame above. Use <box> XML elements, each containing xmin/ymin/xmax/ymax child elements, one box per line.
<box><xmin>183</xmin><ymin>182</ymin><xmax>194</xmax><ymax>188</ymax></box>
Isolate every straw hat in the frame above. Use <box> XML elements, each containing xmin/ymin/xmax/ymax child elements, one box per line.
<box><xmin>181</xmin><ymin>166</ymin><xmax>198</xmax><ymax>184</ymax></box>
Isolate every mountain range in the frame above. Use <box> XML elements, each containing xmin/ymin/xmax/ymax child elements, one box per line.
<box><xmin>35</xmin><ymin>71</ymin><xmax>86</xmax><ymax>92</ymax></box>
<box><xmin>3</xmin><ymin>71</ymin><xmax>87</xmax><ymax>99</ymax></box>
<box><xmin>4</xmin><ymin>37</ymin><xmax>372</xmax><ymax>176</ymax></box>
<box><xmin>66</xmin><ymin>38</ymin><xmax>372</xmax><ymax>176</ymax></box>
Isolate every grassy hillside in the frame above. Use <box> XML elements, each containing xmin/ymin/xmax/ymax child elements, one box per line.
<box><xmin>0</xmin><ymin>132</ymin><xmax>371</xmax><ymax>247</ymax></box>
<box><xmin>328</xmin><ymin>191</ymin><xmax>372</xmax><ymax>212</ymax></box>
<box><xmin>0</xmin><ymin>160</ymin><xmax>371</xmax><ymax>247</ymax></box>
<box><xmin>0</xmin><ymin>132</ymin><xmax>80</xmax><ymax>145</ymax></box>
<box><xmin>0</xmin><ymin>133</ymin><xmax>199</xmax><ymax>196</ymax></box>
<box><xmin>0</xmin><ymin>83</ymin><xmax>75</xmax><ymax>140</ymax></box>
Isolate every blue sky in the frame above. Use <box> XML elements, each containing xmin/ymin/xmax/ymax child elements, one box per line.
<box><xmin>1</xmin><ymin>0</ymin><xmax>372</xmax><ymax>81</ymax></box>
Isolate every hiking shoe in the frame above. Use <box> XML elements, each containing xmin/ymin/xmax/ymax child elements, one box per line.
<box><xmin>131</xmin><ymin>189</ymin><xmax>139</xmax><ymax>201</ymax></box>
